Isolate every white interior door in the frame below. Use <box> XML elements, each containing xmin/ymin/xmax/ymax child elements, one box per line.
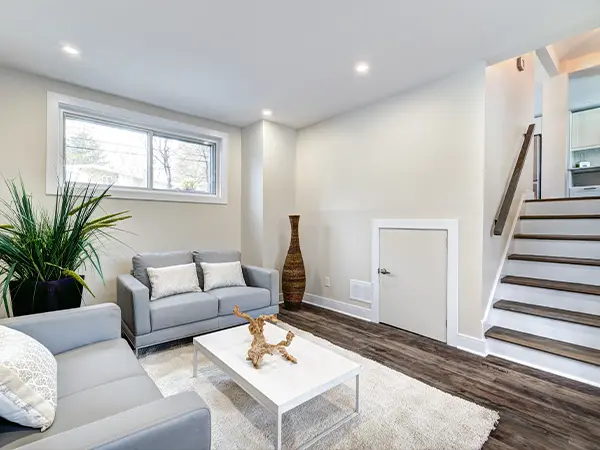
<box><xmin>379</xmin><ymin>228</ymin><xmax>447</xmax><ymax>342</ymax></box>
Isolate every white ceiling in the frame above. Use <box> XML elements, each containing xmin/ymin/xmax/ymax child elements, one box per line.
<box><xmin>2</xmin><ymin>1</ymin><xmax>600</xmax><ymax>129</ymax></box>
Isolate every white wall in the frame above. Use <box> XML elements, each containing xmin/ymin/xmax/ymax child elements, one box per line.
<box><xmin>240</xmin><ymin>120</ymin><xmax>296</xmax><ymax>276</ymax></box>
<box><xmin>542</xmin><ymin>74</ymin><xmax>570</xmax><ymax>198</ymax></box>
<box><xmin>241</xmin><ymin>121</ymin><xmax>264</xmax><ymax>266</ymax></box>
<box><xmin>482</xmin><ymin>55</ymin><xmax>535</xmax><ymax>310</ymax></box>
<box><xmin>0</xmin><ymin>67</ymin><xmax>242</xmax><ymax>309</ymax></box>
<box><xmin>262</xmin><ymin>121</ymin><xmax>297</xmax><ymax>272</ymax></box>
<box><xmin>295</xmin><ymin>64</ymin><xmax>487</xmax><ymax>338</ymax></box>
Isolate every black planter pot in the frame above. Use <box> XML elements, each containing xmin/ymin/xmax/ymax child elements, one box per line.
<box><xmin>9</xmin><ymin>277</ymin><xmax>84</xmax><ymax>317</ymax></box>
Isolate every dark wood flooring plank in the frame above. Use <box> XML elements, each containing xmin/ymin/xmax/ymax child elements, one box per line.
<box><xmin>520</xmin><ymin>214</ymin><xmax>600</xmax><ymax>220</ymax></box>
<box><xmin>494</xmin><ymin>300</ymin><xmax>600</xmax><ymax>328</ymax></box>
<box><xmin>525</xmin><ymin>196</ymin><xmax>600</xmax><ymax>203</ymax></box>
<box><xmin>485</xmin><ymin>327</ymin><xmax>600</xmax><ymax>367</ymax></box>
<box><xmin>508</xmin><ymin>254</ymin><xmax>600</xmax><ymax>267</ymax></box>
<box><xmin>279</xmin><ymin>304</ymin><xmax>600</xmax><ymax>449</ymax></box>
<box><xmin>514</xmin><ymin>234</ymin><xmax>600</xmax><ymax>241</ymax></box>
<box><xmin>501</xmin><ymin>275</ymin><xmax>600</xmax><ymax>296</ymax></box>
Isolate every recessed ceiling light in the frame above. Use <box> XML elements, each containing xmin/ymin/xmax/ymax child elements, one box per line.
<box><xmin>262</xmin><ymin>109</ymin><xmax>273</xmax><ymax>117</ymax></box>
<box><xmin>355</xmin><ymin>62</ymin><xmax>370</xmax><ymax>75</ymax></box>
<box><xmin>61</xmin><ymin>45</ymin><xmax>80</xmax><ymax>56</ymax></box>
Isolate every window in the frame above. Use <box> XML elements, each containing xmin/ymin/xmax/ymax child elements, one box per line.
<box><xmin>47</xmin><ymin>92</ymin><xmax>228</xmax><ymax>204</ymax></box>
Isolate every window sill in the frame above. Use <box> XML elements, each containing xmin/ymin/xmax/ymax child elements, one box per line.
<box><xmin>45</xmin><ymin>184</ymin><xmax>227</xmax><ymax>205</ymax></box>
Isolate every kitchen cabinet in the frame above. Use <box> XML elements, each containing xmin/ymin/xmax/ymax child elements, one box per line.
<box><xmin>571</xmin><ymin>108</ymin><xmax>600</xmax><ymax>149</ymax></box>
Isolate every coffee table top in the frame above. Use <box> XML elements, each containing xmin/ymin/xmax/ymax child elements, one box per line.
<box><xmin>194</xmin><ymin>322</ymin><xmax>361</xmax><ymax>413</ymax></box>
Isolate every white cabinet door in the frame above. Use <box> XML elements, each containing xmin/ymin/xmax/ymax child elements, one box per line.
<box><xmin>572</xmin><ymin>109</ymin><xmax>600</xmax><ymax>149</ymax></box>
<box><xmin>378</xmin><ymin>229</ymin><xmax>447</xmax><ymax>342</ymax></box>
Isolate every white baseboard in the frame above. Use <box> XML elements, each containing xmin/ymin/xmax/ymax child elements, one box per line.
<box><xmin>302</xmin><ymin>293</ymin><xmax>372</xmax><ymax>322</ymax></box>
<box><xmin>455</xmin><ymin>333</ymin><xmax>488</xmax><ymax>356</ymax></box>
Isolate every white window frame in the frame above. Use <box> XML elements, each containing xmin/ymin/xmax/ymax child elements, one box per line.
<box><xmin>46</xmin><ymin>92</ymin><xmax>229</xmax><ymax>204</ymax></box>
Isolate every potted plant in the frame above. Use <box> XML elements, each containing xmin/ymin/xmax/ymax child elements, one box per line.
<box><xmin>0</xmin><ymin>178</ymin><xmax>130</xmax><ymax>317</ymax></box>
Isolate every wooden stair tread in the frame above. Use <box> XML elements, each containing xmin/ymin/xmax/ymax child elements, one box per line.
<box><xmin>514</xmin><ymin>234</ymin><xmax>600</xmax><ymax>241</ymax></box>
<box><xmin>501</xmin><ymin>275</ymin><xmax>600</xmax><ymax>296</ymax></box>
<box><xmin>520</xmin><ymin>214</ymin><xmax>600</xmax><ymax>220</ymax></box>
<box><xmin>485</xmin><ymin>326</ymin><xmax>600</xmax><ymax>367</ymax></box>
<box><xmin>493</xmin><ymin>300</ymin><xmax>600</xmax><ymax>328</ymax></box>
<box><xmin>525</xmin><ymin>196</ymin><xmax>600</xmax><ymax>203</ymax></box>
<box><xmin>508</xmin><ymin>254</ymin><xmax>600</xmax><ymax>267</ymax></box>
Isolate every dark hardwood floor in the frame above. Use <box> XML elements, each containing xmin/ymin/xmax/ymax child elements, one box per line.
<box><xmin>279</xmin><ymin>304</ymin><xmax>600</xmax><ymax>450</ymax></box>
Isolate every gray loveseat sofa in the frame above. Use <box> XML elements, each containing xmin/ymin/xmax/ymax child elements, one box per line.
<box><xmin>0</xmin><ymin>304</ymin><xmax>210</xmax><ymax>450</ymax></box>
<box><xmin>117</xmin><ymin>250</ymin><xmax>279</xmax><ymax>354</ymax></box>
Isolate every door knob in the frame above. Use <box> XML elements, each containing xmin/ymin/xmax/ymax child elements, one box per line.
<box><xmin>378</xmin><ymin>268</ymin><xmax>391</xmax><ymax>275</ymax></box>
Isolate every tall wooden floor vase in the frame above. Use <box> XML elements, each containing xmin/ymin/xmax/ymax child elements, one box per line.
<box><xmin>282</xmin><ymin>215</ymin><xmax>306</xmax><ymax>311</ymax></box>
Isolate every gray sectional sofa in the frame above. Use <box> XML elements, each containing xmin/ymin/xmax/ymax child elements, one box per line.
<box><xmin>0</xmin><ymin>304</ymin><xmax>210</xmax><ymax>450</ymax></box>
<box><xmin>117</xmin><ymin>249</ymin><xmax>279</xmax><ymax>354</ymax></box>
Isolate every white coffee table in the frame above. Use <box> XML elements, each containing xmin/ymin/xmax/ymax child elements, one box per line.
<box><xmin>193</xmin><ymin>322</ymin><xmax>361</xmax><ymax>450</ymax></box>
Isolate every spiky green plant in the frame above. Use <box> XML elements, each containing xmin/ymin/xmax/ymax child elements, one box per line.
<box><xmin>0</xmin><ymin>178</ymin><xmax>131</xmax><ymax>317</ymax></box>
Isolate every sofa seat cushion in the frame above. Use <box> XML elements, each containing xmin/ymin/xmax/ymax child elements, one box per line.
<box><xmin>149</xmin><ymin>292</ymin><xmax>218</xmax><ymax>332</ymax></box>
<box><xmin>55</xmin><ymin>339</ymin><xmax>146</xmax><ymax>398</ymax></box>
<box><xmin>211</xmin><ymin>286</ymin><xmax>271</xmax><ymax>315</ymax></box>
<box><xmin>0</xmin><ymin>375</ymin><xmax>162</xmax><ymax>449</ymax></box>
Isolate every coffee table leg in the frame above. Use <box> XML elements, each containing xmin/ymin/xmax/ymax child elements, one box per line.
<box><xmin>193</xmin><ymin>345</ymin><xmax>198</xmax><ymax>378</ymax></box>
<box><xmin>355</xmin><ymin>373</ymin><xmax>360</xmax><ymax>413</ymax></box>
<box><xmin>276</xmin><ymin>410</ymin><xmax>282</xmax><ymax>450</ymax></box>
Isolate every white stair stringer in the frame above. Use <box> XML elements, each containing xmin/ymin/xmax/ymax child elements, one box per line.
<box><xmin>487</xmin><ymin>337</ymin><xmax>600</xmax><ymax>388</ymax></box>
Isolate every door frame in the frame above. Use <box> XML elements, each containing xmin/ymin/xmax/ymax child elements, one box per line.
<box><xmin>371</xmin><ymin>219</ymin><xmax>459</xmax><ymax>347</ymax></box>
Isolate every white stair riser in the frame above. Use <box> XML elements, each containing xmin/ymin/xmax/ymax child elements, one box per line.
<box><xmin>497</xmin><ymin>283</ymin><xmax>600</xmax><ymax>315</ymax></box>
<box><xmin>518</xmin><ymin>219</ymin><xmax>600</xmax><ymax>235</ymax></box>
<box><xmin>487</xmin><ymin>309</ymin><xmax>600</xmax><ymax>349</ymax></box>
<box><xmin>504</xmin><ymin>260</ymin><xmax>600</xmax><ymax>285</ymax></box>
<box><xmin>524</xmin><ymin>199</ymin><xmax>600</xmax><ymax>215</ymax></box>
<box><xmin>511</xmin><ymin>239</ymin><xmax>600</xmax><ymax>259</ymax></box>
<box><xmin>487</xmin><ymin>338</ymin><xmax>600</xmax><ymax>388</ymax></box>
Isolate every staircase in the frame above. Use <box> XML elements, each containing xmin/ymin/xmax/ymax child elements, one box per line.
<box><xmin>485</xmin><ymin>196</ymin><xmax>600</xmax><ymax>387</ymax></box>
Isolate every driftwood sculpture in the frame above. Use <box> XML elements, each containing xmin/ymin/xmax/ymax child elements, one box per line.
<box><xmin>233</xmin><ymin>306</ymin><xmax>297</xmax><ymax>368</ymax></box>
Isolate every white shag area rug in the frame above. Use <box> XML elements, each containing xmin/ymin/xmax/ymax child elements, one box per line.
<box><xmin>139</xmin><ymin>323</ymin><xmax>499</xmax><ymax>450</ymax></box>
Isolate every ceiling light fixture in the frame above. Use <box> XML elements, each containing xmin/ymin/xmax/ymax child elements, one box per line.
<box><xmin>61</xmin><ymin>44</ymin><xmax>80</xmax><ymax>56</ymax></box>
<box><xmin>262</xmin><ymin>109</ymin><xmax>273</xmax><ymax>117</ymax></box>
<box><xmin>355</xmin><ymin>62</ymin><xmax>370</xmax><ymax>75</ymax></box>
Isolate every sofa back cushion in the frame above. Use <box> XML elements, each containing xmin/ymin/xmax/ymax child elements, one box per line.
<box><xmin>132</xmin><ymin>251</ymin><xmax>194</xmax><ymax>295</ymax></box>
<box><xmin>192</xmin><ymin>250</ymin><xmax>241</xmax><ymax>290</ymax></box>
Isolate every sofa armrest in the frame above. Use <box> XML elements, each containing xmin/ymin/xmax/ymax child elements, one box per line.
<box><xmin>17</xmin><ymin>392</ymin><xmax>211</xmax><ymax>450</ymax></box>
<box><xmin>243</xmin><ymin>265</ymin><xmax>279</xmax><ymax>306</ymax></box>
<box><xmin>0</xmin><ymin>303</ymin><xmax>121</xmax><ymax>355</ymax></box>
<box><xmin>117</xmin><ymin>274</ymin><xmax>151</xmax><ymax>336</ymax></box>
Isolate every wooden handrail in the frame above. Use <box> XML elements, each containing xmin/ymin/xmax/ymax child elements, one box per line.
<box><xmin>493</xmin><ymin>123</ymin><xmax>536</xmax><ymax>236</ymax></box>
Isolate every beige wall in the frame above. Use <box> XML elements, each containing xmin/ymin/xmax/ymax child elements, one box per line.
<box><xmin>240</xmin><ymin>120</ymin><xmax>296</xmax><ymax>276</ymax></box>
<box><xmin>482</xmin><ymin>55</ymin><xmax>535</xmax><ymax>309</ymax></box>
<box><xmin>241</xmin><ymin>121</ymin><xmax>264</xmax><ymax>266</ymax></box>
<box><xmin>295</xmin><ymin>64</ymin><xmax>487</xmax><ymax>338</ymax></box>
<box><xmin>542</xmin><ymin>74</ymin><xmax>569</xmax><ymax>198</ymax></box>
<box><xmin>0</xmin><ymin>67</ymin><xmax>241</xmax><ymax>309</ymax></box>
<box><xmin>262</xmin><ymin>121</ymin><xmax>296</xmax><ymax>272</ymax></box>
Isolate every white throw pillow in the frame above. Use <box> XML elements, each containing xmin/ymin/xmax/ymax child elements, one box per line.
<box><xmin>146</xmin><ymin>263</ymin><xmax>202</xmax><ymax>301</ymax></box>
<box><xmin>201</xmin><ymin>261</ymin><xmax>247</xmax><ymax>291</ymax></box>
<box><xmin>0</xmin><ymin>326</ymin><xmax>57</xmax><ymax>431</ymax></box>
